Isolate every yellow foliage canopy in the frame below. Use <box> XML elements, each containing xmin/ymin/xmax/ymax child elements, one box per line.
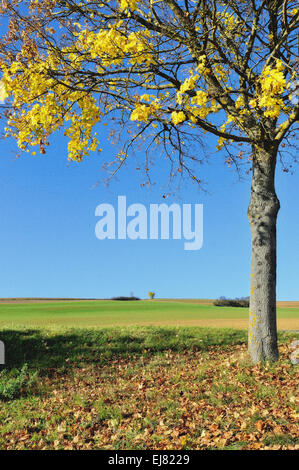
<box><xmin>0</xmin><ymin>0</ymin><xmax>297</xmax><ymax>161</ymax></box>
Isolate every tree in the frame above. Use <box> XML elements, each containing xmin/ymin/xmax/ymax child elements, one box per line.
<box><xmin>0</xmin><ymin>0</ymin><xmax>298</xmax><ymax>362</ymax></box>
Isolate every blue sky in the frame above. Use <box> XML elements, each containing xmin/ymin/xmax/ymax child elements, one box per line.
<box><xmin>0</xmin><ymin>127</ymin><xmax>298</xmax><ymax>300</ymax></box>
<box><xmin>0</xmin><ymin>4</ymin><xmax>298</xmax><ymax>301</ymax></box>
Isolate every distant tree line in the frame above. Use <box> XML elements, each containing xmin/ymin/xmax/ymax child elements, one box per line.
<box><xmin>214</xmin><ymin>297</ymin><xmax>250</xmax><ymax>308</ymax></box>
<box><xmin>111</xmin><ymin>296</ymin><xmax>140</xmax><ymax>301</ymax></box>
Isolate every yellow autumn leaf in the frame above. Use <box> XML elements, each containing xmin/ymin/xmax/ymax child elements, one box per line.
<box><xmin>0</xmin><ymin>80</ymin><xmax>8</xmax><ymax>102</ymax></box>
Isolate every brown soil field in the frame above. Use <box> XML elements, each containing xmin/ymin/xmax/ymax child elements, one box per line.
<box><xmin>137</xmin><ymin>318</ymin><xmax>299</xmax><ymax>330</ymax></box>
<box><xmin>276</xmin><ymin>301</ymin><xmax>299</xmax><ymax>308</ymax></box>
<box><xmin>0</xmin><ymin>298</ymin><xmax>99</xmax><ymax>304</ymax></box>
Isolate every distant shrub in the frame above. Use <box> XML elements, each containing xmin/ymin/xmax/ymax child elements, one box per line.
<box><xmin>111</xmin><ymin>296</ymin><xmax>140</xmax><ymax>301</ymax></box>
<box><xmin>0</xmin><ymin>364</ymin><xmax>38</xmax><ymax>400</ymax></box>
<box><xmin>214</xmin><ymin>298</ymin><xmax>249</xmax><ymax>308</ymax></box>
<box><xmin>148</xmin><ymin>292</ymin><xmax>155</xmax><ymax>300</ymax></box>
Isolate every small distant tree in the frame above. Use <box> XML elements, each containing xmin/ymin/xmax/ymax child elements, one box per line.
<box><xmin>148</xmin><ymin>292</ymin><xmax>156</xmax><ymax>300</ymax></box>
<box><xmin>0</xmin><ymin>1</ymin><xmax>298</xmax><ymax>362</ymax></box>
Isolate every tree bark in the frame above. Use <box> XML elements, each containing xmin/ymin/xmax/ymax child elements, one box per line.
<box><xmin>248</xmin><ymin>143</ymin><xmax>280</xmax><ymax>363</ymax></box>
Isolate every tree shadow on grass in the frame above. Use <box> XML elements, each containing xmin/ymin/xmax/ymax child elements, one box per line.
<box><xmin>0</xmin><ymin>327</ymin><xmax>247</xmax><ymax>372</ymax></box>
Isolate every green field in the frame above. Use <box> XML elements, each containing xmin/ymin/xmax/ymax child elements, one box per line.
<box><xmin>0</xmin><ymin>300</ymin><xmax>298</xmax><ymax>330</ymax></box>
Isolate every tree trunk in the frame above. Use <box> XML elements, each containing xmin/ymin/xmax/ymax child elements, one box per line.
<box><xmin>248</xmin><ymin>143</ymin><xmax>280</xmax><ymax>363</ymax></box>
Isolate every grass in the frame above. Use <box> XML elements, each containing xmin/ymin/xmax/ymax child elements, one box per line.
<box><xmin>0</xmin><ymin>325</ymin><xmax>298</xmax><ymax>450</ymax></box>
<box><xmin>0</xmin><ymin>326</ymin><xmax>247</xmax><ymax>369</ymax></box>
<box><xmin>0</xmin><ymin>364</ymin><xmax>38</xmax><ymax>400</ymax></box>
<box><xmin>0</xmin><ymin>300</ymin><xmax>298</xmax><ymax>450</ymax></box>
<box><xmin>0</xmin><ymin>300</ymin><xmax>298</xmax><ymax>329</ymax></box>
